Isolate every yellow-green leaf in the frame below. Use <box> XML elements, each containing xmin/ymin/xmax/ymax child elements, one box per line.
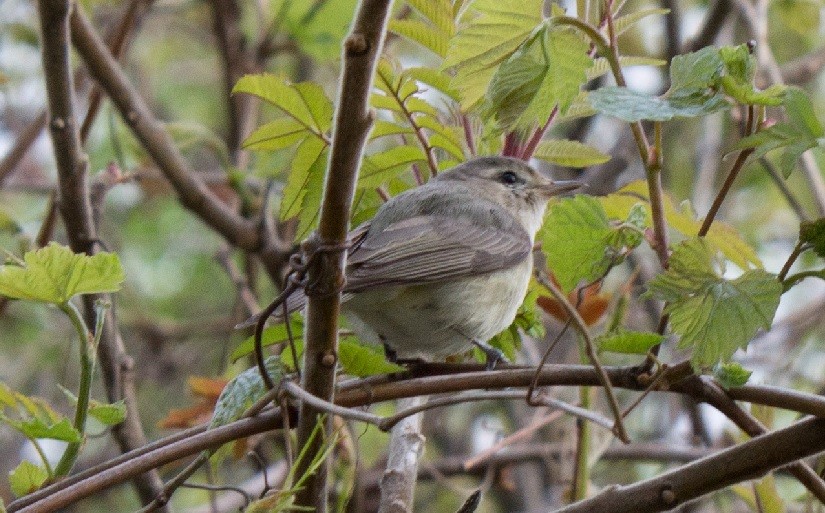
<box><xmin>0</xmin><ymin>243</ymin><xmax>125</xmax><ymax>304</ymax></box>
<box><xmin>9</xmin><ymin>461</ymin><xmax>48</xmax><ymax>497</ymax></box>
<box><xmin>533</xmin><ymin>139</ymin><xmax>610</xmax><ymax>167</ymax></box>
<box><xmin>390</xmin><ymin>19</ymin><xmax>450</xmax><ymax>57</ymax></box>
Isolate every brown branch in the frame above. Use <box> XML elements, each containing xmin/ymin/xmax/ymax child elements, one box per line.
<box><xmin>780</xmin><ymin>46</ymin><xmax>825</xmax><ymax>85</ymax></box>
<box><xmin>13</xmin><ymin>362</ymin><xmax>825</xmax><ymax>512</ymax></box>
<box><xmin>553</xmin><ymin>416</ymin><xmax>825</xmax><ymax>513</ymax></box>
<box><xmin>293</xmin><ymin>0</ymin><xmax>394</xmax><ymax>509</ymax></box>
<box><xmin>36</xmin><ymin>0</ymin><xmax>167</xmax><ymax>507</ymax></box>
<box><xmin>68</xmin><ymin>7</ymin><xmax>260</xmax><ymax>250</ymax></box>
<box><xmin>0</xmin><ymin>111</ymin><xmax>47</xmax><ymax>187</ymax></box>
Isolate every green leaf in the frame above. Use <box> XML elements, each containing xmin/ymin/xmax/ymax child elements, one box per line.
<box><xmin>737</xmin><ymin>88</ymin><xmax>824</xmax><ymax>177</ymax></box>
<box><xmin>611</xmin><ymin>8</ymin><xmax>669</xmax><ymax>37</ymax></box>
<box><xmin>533</xmin><ymin>139</ymin><xmax>610</xmax><ymax>167</ymax></box>
<box><xmin>231</xmin><ymin>316</ymin><xmax>304</xmax><ymax>362</ymax></box>
<box><xmin>647</xmin><ymin>238</ymin><xmax>781</xmax><ymax>367</ymax></box>
<box><xmin>359</xmin><ymin>146</ymin><xmax>428</xmax><ymax>188</ymax></box>
<box><xmin>233</xmin><ymin>74</ymin><xmax>332</xmax><ymax>139</ymax></box>
<box><xmin>405</xmin><ymin>67</ymin><xmax>460</xmax><ymax>101</ymax></box>
<box><xmin>209</xmin><ymin>357</ymin><xmax>285</xmax><ymax>429</ymax></box>
<box><xmin>541</xmin><ymin>196</ymin><xmax>625</xmax><ymax>292</ymax></box>
<box><xmin>9</xmin><ymin>460</ymin><xmax>48</xmax><ymax>497</ymax></box>
<box><xmin>485</xmin><ymin>26</ymin><xmax>592</xmax><ymax>130</ymax></box>
<box><xmin>444</xmin><ymin>0</ymin><xmax>544</xmax><ymax>108</ymax></box>
<box><xmin>597</xmin><ymin>330</ymin><xmax>664</xmax><ymax>354</ymax></box>
<box><xmin>338</xmin><ymin>339</ymin><xmax>404</xmax><ymax>377</ymax></box>
<box><xmin>587</xmin><ymin>56</ymin><xmax>666</xmax><ymax>81</ymax></box>
<box><xmin>390</xmin><ymin>19</ymin><xmax>450</xmax><ymax>57</ymax></box>
<box><xmin>669</xmin><ymin>46</ymin><xmax>723</xmax><ymax>91</ymax></box>
<box><xmin>370</xmin><ymin>120</ymin><xmax>414</xmax><ymax>140</ymax></box>
<box><xmin>0</xmin><ymin>243</ymin><xmax>125</xmax><ymax>304</ymax></box>
<box><xmin>800</xmin><ymin>218</ymin><xmax>825</xmax><ymax>258</ymax></box>
<box><xmin>589</xmin><ymin>86</ymin><xmax>728</xmax><ymax>122</ymax></box>
<box><xmin>278</xmin><ymin>137</ymin><xmax>329</xmax><ymax>241</ymax></box>
<box><xmin>242</xmin><ymin>118</ymin><xmax>309</xmax><ymax>151</ymax></box>
<box><xmin>0</xmin><ymin>208</ymin><xmax>21</xmax><ymax>234</ymax></box>
<box><xmin>599</xmin><ymin>180</ymin><xmax>762</xmax><ymax>270</ymax></box>
<box><xmin>87</xmin><ymin>400</ymin><xmax>126</xmax><ymax>426</ymax></box>
<box><xmin>718</xmin><ymin>44</ymin><xmax>785</xmax><ymax>106</ymax></box>
<box><xmin>714</xmin><ymin>362</ymin><xmax>752</xmax><ymax>388</ymax></box>
<box><xmin>407</xmin><ymin>0</ymin><xmax>455</xmax><ymax>35</ymax></box>
<box><xmin>18</xmin><ymin>417</ymin><xmax>81</xmax><ymax>443</ymax></box>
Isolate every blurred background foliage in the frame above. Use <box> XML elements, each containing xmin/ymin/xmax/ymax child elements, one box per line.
<box><xmin>2</xmin><ymin>0</ymin><xmax>825</xmax><ymax>510</ymax></box>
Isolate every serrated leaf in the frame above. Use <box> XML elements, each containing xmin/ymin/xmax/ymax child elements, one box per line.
<box><xmin>533</xmin><ymin>139</ymin><xmax>610</xmax><ymax>167</ymax></box>
<box><xmin>800</xmin><ymin>218</ymin><xmax>825</xmax><ymax>257</ymax></box>
<box><xmin>598</xmin><ymin>330</ymin><xmax>664</xmax><ymax>354</ymax></box>
<box><xmin>737</xmin><ymin>88</ymin><xmax>823</xmax><ymax>177</ymax></box>
<box><xmin>486</xmin><ymin>26</ymin><xmax>592</xmax><ymax>130</ymax></box>
<box><xmin>599</xmin><ymin>180</ymin><xmax>762</xmax><ymax>270</ymax></box>
<box><xmin>339</xmin><ymin>339</ymin><xmax>404</xmax><ymax>377</ymax></box>
<box><xmin>19</xmin><ymin>417</ymin><xmax>81</xmax><ymax>443</ymax></box>
<box><xmin>359</xmin><ymin>146</ymin><xmax>427</xmax><ymax>188</ymax></box>
<box><xmin>242</xmin><ymin>118</ymin><xmax>309</xmax><ymax>151</ymax></box>
<box><xmin>407</xmin><ymin>0</ymin><xmax>455</xmax><ymax>34</ymax></box>
<box><xmin>586</xmin><ymin>56</ymin><xmax>666</xmax><ymax>81</ymax></box>
<box><xmin>611</xmin><ymin>8</ymin><xmax>669</xmax><ymax>37</ymax></box>
<box><xmin>541</xmin><ymin>196</ymin><xmax>616</xmax><ymax>292</ymax></box>
<box><xmin>0</xmin><ymin>243</ymin><xmax>125</xmax><ymax>304</ymax></box>
<box><xmin>88</xmin><ymin>400</ymin><xmax>126</xmax><ymax>426</ymax></box>
<box><xmin>231</xmin><ymin>316</ymin><xmax>304</xmax><ymax>362</ymax></box>
<box><xmin>444</xmin><ymin>0</ymin><xmax>545</xmax><ymax>108</ymax></box>
<box><xmin>9</xmin><ymin>461</ymin><xmax>48</xmax><ymax>497</ymax></box>
<box><xmin>405</xmin><ymin>67</ymin><xmax>460</xmax><ymax>101</ymax></box>
<box><xmin>209</xmin><ymin>357</ymin><xmax>285</xmax><ymax>429</ymax></box>
<box><xmin>589</xmin><ymin>86</ymin><xmax>728</xmax><ymax>122</ymax></box>
<box><xmin>557</xmin><ymin>91</ymin><xmax>597</xmax><ymax>121</ymax></box>
<box><xmin>390</xmin><ymin>19</ymin><xmax>450</xmax><ymax>56</ymax></box>
<box><xmin>278</xmin><ymin>137</ymin><xmax>328</xmax><ymax>238</ymax></box>
<box><xmin>370</xmin><ymin>120</ymin><xmax>414</xmax><ymax>140</ymax></box>
<box><xmin>233</xmin><ymin>74</ymin><xmax>332</xmax><ymax>139</ymax></box>
<box><xmin>647</xmin><ymin>238</ymin><xmax>781</xmax><ymax>367</ymax></box>
<box><xmin>669</xmin><ymin>46</ymin><xmax>724</xmax><ymax>91</ymax></box>
<box><xmin>714</xmin><ymin>362</ymin><xmax>752</xmax><ymax>388</ymax></box>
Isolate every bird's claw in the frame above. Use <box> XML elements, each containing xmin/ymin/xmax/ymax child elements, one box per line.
<box><xmin>473</xmin><ymin>340</ymin><xmax>505</xmax><ymax>370</ymax></box>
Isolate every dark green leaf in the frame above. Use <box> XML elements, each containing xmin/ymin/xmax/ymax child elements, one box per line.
<box><xmin>800</xmin><ymin>219</ymin><xmax>825</xmax><ymax>258</ymax></box>
<box><xmin>210</xmin><ymin>357</ymin><xmax>285</xmax><ymax>429</ymax></box>
<box><xmin>589</xmin><ymin>86</ymin><xmax>728</xmax><ymax>122</ymax></box>
<box><xmin>669</xmin><ymin>46</ymin><xmax>723</xmax><ymax>91</ymax></box>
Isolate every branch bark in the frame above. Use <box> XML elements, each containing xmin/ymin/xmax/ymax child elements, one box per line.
<box><xmin>378</xmin><ymin>396</ymin><xmax>427</xmax><ymax>513</ymax></box>
<box><xmin>293</xmin><ymin>1</ymin><xmax>393</xmax><ymax>510</ymax></box>
<box><xmin>553</xmin><ymin>417</ymin><xmax>825</xmax><ymax>513</ymax></box>
<box><xmin>68</xmin><ymin>7</ymin><xmax>260</xmax><ymax>250</ymax></box>
<box><xmin>36</xmin><ymin>0</ymin><xmax>167</xmax><ymax>507</ymax></box>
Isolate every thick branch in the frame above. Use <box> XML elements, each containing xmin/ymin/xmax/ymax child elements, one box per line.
<box><xmin>294</xmin><ymin>1</ymin><xmax>393</xmax><ymax>510</ymax></box>
<box><xmin>553</xmin><ymin>417</ymin><xmax>825</xmax><ymax>513</ymax></box>
<box><xmin>69</xmin><ymin>8</ymin><xmax>260</xmax><ymax>249</ymax></box>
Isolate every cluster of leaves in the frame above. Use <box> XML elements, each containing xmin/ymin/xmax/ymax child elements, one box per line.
<box><xmin>0</xmin><ymin>244</ymin><xmax>126</xmax><ymax>495</ymax></box>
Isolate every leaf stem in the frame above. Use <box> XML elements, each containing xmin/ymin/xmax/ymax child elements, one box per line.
<box><xmin>698</xmin><ymin>105</ymin><xmax>756</xmax><ymax>237</ymax></box>
<box><xmin>54</xmin><ymin>300</ymin><xmax>95</xmax><ymax>477</ymax></box>
<box><xmin>778</xmin><ymin>240</ymin><xmax>805</xmax><ymax>282</ymax></box>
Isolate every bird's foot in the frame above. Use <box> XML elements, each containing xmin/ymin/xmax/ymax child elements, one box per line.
<box><xmin>472</xmin><ymin>340</ymin><xmax>505</xmax><ymax>370</ymax></box>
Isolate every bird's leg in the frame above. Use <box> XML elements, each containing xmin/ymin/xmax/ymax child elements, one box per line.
<box><xmin>472</xmin><ymin>339</ymin><xmax>505</xmax><ymax>370</ymax></box>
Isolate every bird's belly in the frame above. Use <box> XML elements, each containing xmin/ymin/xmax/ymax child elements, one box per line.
<box><xmin>343</xmin><ymin>260</ymin><xmax>532</xmax><ymax>360</ymax></box>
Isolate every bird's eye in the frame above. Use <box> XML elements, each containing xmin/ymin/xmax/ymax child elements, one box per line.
<box><xmin>500</xmin><ymin>171</ymin><xmax>519</xmax><ymax>185</ymax></box>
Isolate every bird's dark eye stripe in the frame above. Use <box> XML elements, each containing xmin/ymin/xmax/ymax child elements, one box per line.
<box><xmin>500</xmin><ymin>171</ymin><xmax>520</xmax><ymax>185</ymax></box>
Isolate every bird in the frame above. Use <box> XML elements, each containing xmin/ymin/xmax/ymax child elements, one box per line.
<box><xmin>251</xmin><ymin>156</ymin><xmax>580</xmax><ymax>368</ymax></box>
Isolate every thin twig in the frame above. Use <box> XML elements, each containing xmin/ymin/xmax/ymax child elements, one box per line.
<box><xmin>536</xmin><ymin>273</ymin><xmax>630</xmax><ymax>443</ymax></box>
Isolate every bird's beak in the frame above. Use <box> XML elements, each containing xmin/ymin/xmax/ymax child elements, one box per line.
<box><xmin>538</xmin><ymin>180</ymin><xmax>583</xmax><ymax>197</ymax></box>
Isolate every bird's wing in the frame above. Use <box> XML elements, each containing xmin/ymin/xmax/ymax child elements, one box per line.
<box><xmin>344</xmin><ymin>215</ymin><xmax>532</xmax><ymax>292</ymax></box>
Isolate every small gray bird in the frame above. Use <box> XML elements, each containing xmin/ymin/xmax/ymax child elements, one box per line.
<box><xmin>254</xmin><ymin>156</ymin><xmax>580</xmax><ymax>367</ymax></box>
